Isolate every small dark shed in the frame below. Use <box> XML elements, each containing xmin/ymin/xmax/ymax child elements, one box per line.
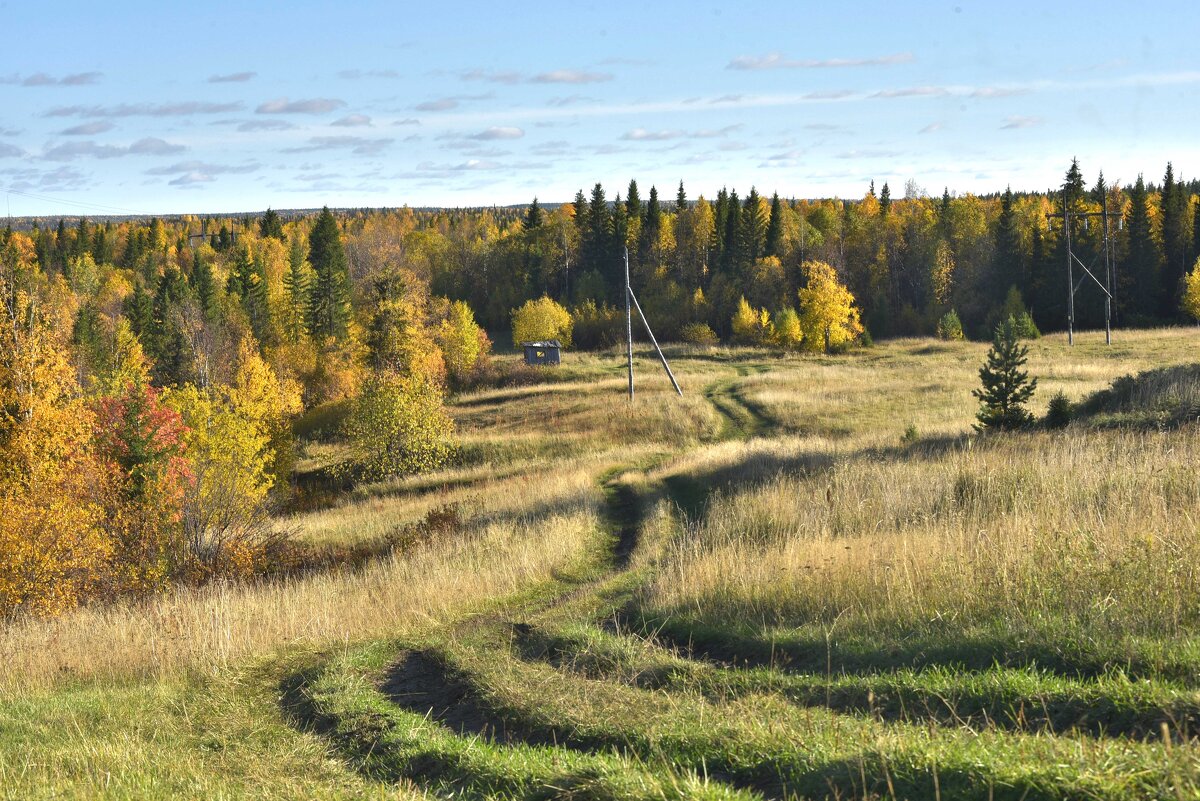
<box><xmin>521</xmin><ymin>340</ymin><xmax>561</xmax><ymax>366</ymax></box>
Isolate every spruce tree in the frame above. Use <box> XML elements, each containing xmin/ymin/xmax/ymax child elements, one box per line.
<box><xmin>1160</xmin><ymin>162</ymin><xmax>1189</xmax><ymax>315</ymax></box>
<box><xmin>676</xmin><ymin>180</ymin><xmax>686</xmax><ymax>211</ymax></box>
<box><xmin>879</xmin><ymin>182</ymin><xmax>891</xmax><ymax>216</ymax></box>
<box><xmin>1062</xmin><ymin>158</ymin><xmax>1085</xmax><ymax>213</ymax></box>
<box><xmin>583</xmin><ymin>183</ymin><xmax>609</xmax><ymax>275</ymax></box>
<box><xmin>973</xmin><ymin>317</ymin><xmax>1037</xmax><ymax>431</ymax></box>
<box><xmin>993</xmin><ymin>186</ymin><xmax>1022</xmax><ymax>295</ymax></box>
<box><xmin>191</xmin><ymin>251</ymin><xmax>215</xmax><ymax>315</ymax></box>
<box><xmin>764</xmin><ymin>192</ymin><xmax>783</xmax><ymax>257</ymax></box>
<box><xmin>283</xmin><ymin>236</ymin><xmax>311</xmax><ymax>341</ymax></box>
<box><xmin>306</xmin><ymin>206</ymin><xmax>352</xmax><ymax>342</ymax></box>
<box><xmin>625</xmin><ymin>180</ymin><xmax>641</xmax><ymax>221</ymax></box>
<box><xmin>259</xmin><ymin>207</ymin><xmax>285</xmax><ymax>241</ymax></box>
<box><xmin>737</xmin><ymin>188</ymin><xmax>766</xmax><ymax>270</ymax></box>
<box><xmin>640</xmin><ymin>185</ymin><xmax>661</xmax><ymax>264</ymax></box>
<box><xmin>1122</xmin><ymin>175</ymin><xmax>1161</xmax><ymax>319</ymax></box>
<box><xmin>524</xmin><ymin>197</ymin><xmax>542</xmax><ymax>230</ymax></box>
<box><xmin>720</xmin><ymin>189</ymin><xmax>740</xmax><ymax>273</ymax></box>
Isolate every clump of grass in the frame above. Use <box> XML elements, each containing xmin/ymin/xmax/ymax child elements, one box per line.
<box><xmin>1074</xmin><ymin>363</ymin><xmax>1200</xmax><ymax>428</ymax></box>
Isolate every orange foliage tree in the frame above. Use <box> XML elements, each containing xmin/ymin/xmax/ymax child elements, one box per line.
<box><xmin>0</xmin><ymin>249</ymin><xmax>109</xmax><ymax>618</ymax></box>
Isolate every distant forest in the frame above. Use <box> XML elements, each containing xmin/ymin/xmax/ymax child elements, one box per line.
<box><xmin>9</xmin><ymin>158</ymin><xmax>1200</xmax><ymax>349</ymax></box>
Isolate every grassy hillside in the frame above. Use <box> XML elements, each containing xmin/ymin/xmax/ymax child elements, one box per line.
<box><xmin>3</xmin><ymin>328</ymin><xmax>1199</xmax><ymax>799</ymax></box>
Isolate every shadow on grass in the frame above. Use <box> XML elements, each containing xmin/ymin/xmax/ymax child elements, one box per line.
<box><xmin>513</xmin><ymin>622</ymin><xmax>1200</xmax><ymax>743</ymax></box>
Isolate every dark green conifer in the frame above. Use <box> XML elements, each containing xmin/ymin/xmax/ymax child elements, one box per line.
<box><xmin>306</xmin><ymin>206</ymin><xmax>351</xmax><ymax>341</ymax></box>
<box><xmin>973</xmin><ymin>317</ymin><xmax>1038</xmax><ymax>431</ymax></box>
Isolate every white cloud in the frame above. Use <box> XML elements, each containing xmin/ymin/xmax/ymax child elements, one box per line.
<box><xmin>256</xmin><ymin>97</ymin><xmax>346</xmax><ymax>114</ymax></box>
<box><xmin>728</xmin><ymin>52</ymin><xmax>914</xmax><ymax>70</ymax></box>
<box><xmin>469</xmin><ymin>126</ymin><xmax>524</xmax><ymax>140</ymax></box>
<box><xmin>45</xmin><ymin>102</ymin><xmax>241</xmax><ymax>118</ymax></box>
<box><xmin>60</xmin><ymin>121</ymin><xmax>114</xmax><ymax>136</ymax></box>
<box><xmin>530</xmin><ymin>69</ymin><xmax>612</xmax><ymax>84</ymax></box>
<box><xmin>1000</xmin><ymin>115</ymin><xmax>1042</xmax><ymax>129</ymax></box>
<box><xmin>208</xmin><ymin>71</ymin><xmax>256</xmax><ymax>83</ymax></box>
<box><xmin>332</xmin><ymin>114</ymin><xmax>373</xmax><ymax>127</ymax></box>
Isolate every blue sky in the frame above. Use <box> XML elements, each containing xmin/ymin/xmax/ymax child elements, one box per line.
<box><xmin>2</xmin><ymin>0</ymin><xmax>1198</xmax><ymax>215</ymax></box>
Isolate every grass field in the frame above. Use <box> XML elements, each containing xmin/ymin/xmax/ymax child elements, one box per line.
<box><xmin>3</xmin><ymin>328</ymin><xmax>1199</xmax><ymax>800</ymax></box>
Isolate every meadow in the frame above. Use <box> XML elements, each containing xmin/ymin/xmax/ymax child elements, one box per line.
<box><xmin>2</xmin><ymin>327</ymin><xmax>1199</xmax><ymax>800</ymax></box>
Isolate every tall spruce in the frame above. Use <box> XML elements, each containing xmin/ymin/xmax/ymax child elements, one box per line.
<box><xmin>879</xmin><ymin>182</ymin><xmax>891</xmax><ymax>216</ymax></box>
<box><xmin>1062</xmin><ymin>158</ymin><xmax>1085</xmax><ymax>213</ymax></box>
<box><xmin>524</xmin><ymin>197</ymin><xmax>543</xmax><ymax>230</ymax></box>
<box><xmin>676</xmin><ymin>180</ymin><xmax>687</xmax><ymax>211</ymax></box>
<box><xmin>737</xmin><ymin>188</ymin><xmax>766</xmax><ymax>270</ymax></box>
<box><xmin>259</xmin><ymin>208</ymin><xmax>285</xmax><ymax>241</ymax></box>
<box><xmin>993</xmin><ymin>186</ymin><xmax>1022</xmax><ymax>295</ymax></box>
<box><xmin>625</xmin><ymin>180</ymin><xmax>641</xmax><ymax>222</ymax></box>
<box><xmin>764</xmin><ymin>192</ymin><xmax>783</xmax><ymax>257</ymax></box>
<box><xmin>190</xmin><ymin>251</ymin><xmax>215</xmax><ymax>315</ymax></box>
<box><xmin>640</xmin><ymin>185</ymin><xmax>662</xmax><ymax>264</ymax></box>
<box><xmin>720</xmin><ymin>189</ymin><xmax>741</xmax><ymax>273</ymax></box>
<box><xmin>1122</xmin><ymin>175</ymin><xmax>1161</xmax><ymax>319</ymax></box>
<box><xmin>1160</xmin><ymin>162</ymin><xmax>1189</xmax><ymax>315</ymax></box>
<box><xmin>306</xmin><ymin>206</ymin><xmax>352</xmax><ymax>342</ymax></box>
<box><xmin>283</xmin><ymin>236</ymin><xmax>310</xmax><ymax>341</ymax></box>
<box><xmin>973</xmin><ymin>316</ymin><xmax>1038</xmax><ymax>431</ymax></box>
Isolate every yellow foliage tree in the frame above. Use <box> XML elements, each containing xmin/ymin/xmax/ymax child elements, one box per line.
<box><xmin>0</xmin><ymin>271</ymin><xmax>108</xmax><ymax>617</ymax></box>
<box><xmin>772</xmin><ymin>307</ymin><xmax>804</xmax><ymax>350</ymax></box>
<box><xmin>512</xmin><ymin>296</ymin><xmax>572</xmax><ymax>347</ymax></box>
<box><xmin>730</xmin><ymin>297</ymin><xmax>772</xmax><ymax>346</ymax></box>
<box><xmin>797</xmin><ymin>260</ymin><xmax>865</xmax><ymax>352</ymax></box>
<box><xmin>438</xmin><ymin>300</ymin><xmax>490</xmax><ymax>385</ymax></box>
<box><xmin>341</xmin><ymin>373</ymin><xmax>456</xmax><ymax>482</ymax></box>
<box><xmin>164</xmin><ymin>340</ymin><xmax>301</xmax><ymax>578</ymax></box>
<box><xmin>1183</xmin><ymin>257</ymin><xmax>1200</xmax><ymax>322</ymax></box>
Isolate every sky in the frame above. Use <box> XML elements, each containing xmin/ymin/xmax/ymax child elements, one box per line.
<box><xmin>2</xmin><ymin>0</ymin><xmax>1198</xmax><ymax>216</ymax></box>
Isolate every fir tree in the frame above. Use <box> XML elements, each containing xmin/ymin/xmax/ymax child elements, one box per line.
<box><xmin>124</xmin><ymin>280</ymin><xmax>154</xmax><ymax>339</ymax></box>
<box><xmin>764</xmin><ymin>192</ymin><xmax>783</xmax><ymax>257</ymax></box>
<box><xmin>306</xmin><ymin>206</ymin><xmax>352</xmax><ymax>341</ymax></box>
<box><xmin>1062</xmin><ymin>158</ymin><xmax>1085</xmax><ymax>213</ymax></box>
<box><xmin>524</xmin><ymin>197</ymin><xmax>543</xmax><ymax>230</ymax></box>
<box><xmin>973</xmin><ymin>317</ymin><xmax>1038</xmax><ymax>431</ymax></box>
<box><xmin>1122</xmin><ymin>175</ymin><xmax>1161</xmax><ymax>319</ymax></box>
<box><xmin>572</xmin><ymin>190</ymin><xmax>587</xmax><ymax>235</ymax></box>
<box><xmin>283</xmin><ymin>236</ymin><xmax>310</xmax><ymax>340</ymax></box>
<box><xmin>583</xmin><ymin>183</ymin><xmax>609</xmax><ymax>275</ymax></box>
<box><xmin>246</xmin><ymin>250</ymin><xmax>272</xmax><ymax>344</ymax></box>
<box><xmin>737</xmin><ymin>188</ymin><xmax>766</xmax><ymax>270</ymax></box>
<box><xmin>259</xmin><ymin>208</ymin><xmax>285</xmax><ymax>241</ymax></box>
<box><xmin>640</xmin><ymin>185</ymin><xmax>662</xmax><ymax>264</ymax></box>
<box><xmin>1160</xmin><ymin>162</ymin><xmax>1189</xmax><ymax>315</ymax></box>
<box><xmin>879</xmin><ymin>182</ymin><xmax>891</xmax><ymax>216</ymax></box>
<box><xmin>993</xmin><ymin>186</ymin><xmax>1022</xmax><ymax>295</ymax></box>
<box><xmin>720</xmin><ymin>190</ymin><xmax>741</xmax><ymax>273</ymax></box>
<box><xmin>625</xmin><ymin>179</ymin><xmax>641</xmax><ymax>222</ymax></box>
<box><xmin>676</xmin><ymin>180</ymin><xmax>687</xmax><ymax>211</ymax></box>
<box><xmin>190</xmin><ymin>252</ymin><xmax>215</xmax><ymax>315</ymax></box>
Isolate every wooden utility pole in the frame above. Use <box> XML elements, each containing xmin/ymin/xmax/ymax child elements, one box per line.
<box><xmin>622</xmin><ymin>247</ymin><xmax>683</xmax><ymax>398</ymax></box>
<box><xmin>1046</xmin><ymin>187</ymin><xmax>1115</xmax><ymax>346</ymax></box>
<box><xmin>625</xmin><ymin>247</ymin><xmax>634</xmax><ymax>401</ymax></box>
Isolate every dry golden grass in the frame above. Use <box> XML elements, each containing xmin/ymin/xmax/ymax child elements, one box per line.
<box><xmin>739</xmin><ymin>328</ymin><xmax>1200</xmax><ymax>441</ymax></box>
<box><xmin>0</xmin><ymin>465</ymin><xmax>602</xmax><ymax>692</ymax></box>
<box><xmin>645</xmin><ymin>426</ymin><xmax>1200</xmax><ymax>642</ymax></box>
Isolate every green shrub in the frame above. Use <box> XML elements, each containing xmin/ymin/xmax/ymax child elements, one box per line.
<box><xmin>936</xmin><ymin>309</ymin><xmax>965</xmax><ymax>340</ymax></box>
<box><xmin>1044</xmin><ymin>391</ymin><xmax>1073</xmax><ymax>429</ymax></box>
<box><xmin>680</xmin><ymin>321</ymin><xmax>719</xmax><ymax>346</ymax></box>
